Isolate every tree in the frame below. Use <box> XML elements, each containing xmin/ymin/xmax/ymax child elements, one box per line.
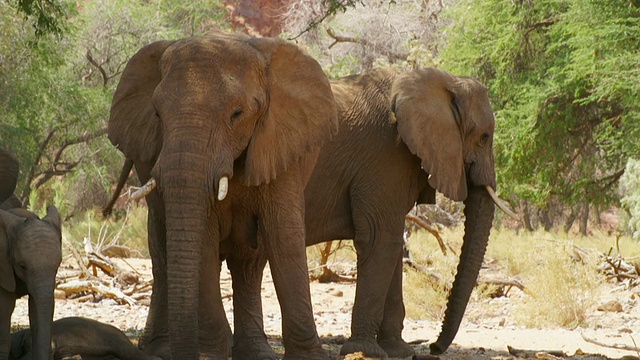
<box><xmin>439</xmin><ymin>0</ymin><xmax>640</xmax><ymax>232</ymax></box>
<box><xmin>6</xmin><ymin>0</ymin><xmax>71</xmax><ymax>37</ymax></box>
<box><xmin>0</xmin><ymin>0</ymin><xmax>229</xmax><ymax>213</ymax></box>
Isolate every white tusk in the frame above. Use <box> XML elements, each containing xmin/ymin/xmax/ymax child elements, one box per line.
<box><xmin>130</xmin><ymin>178</ymin><xmax>157</xmax><ymax>200</ymax></box>
<box><xmin>217</xmin><ymin>177</ymin><xmax>228</xmax><ymax>201</ymax></box>
<box><xmin>485</xmin><ymin>185</ymin><xmax>520</xmax><ymax>221</ymax></box>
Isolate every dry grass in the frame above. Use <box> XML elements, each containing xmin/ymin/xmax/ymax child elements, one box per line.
<box><xmin>402</xmin><ymin>226</ymin><xmax>640</xmax><ymax>327</ymax></box>
<box><xmin>63</xmin><ymin>205</ymin><xmax>149</xmax><ymax>258</ymax></box>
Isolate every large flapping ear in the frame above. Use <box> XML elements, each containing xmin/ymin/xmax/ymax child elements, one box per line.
<box><xmin>243</xmin><ymin>37</ymin><xmax>338</xmax><ymax>185</ymax></box>
<box><xmin>108</xmin><ymin>40</ymin><xmax>176</xmax><ymax>163</ymax></box>
<box><xmin>391</xmin><ymin>68</ymin><xmax>467</xmax><ymax>202</ymax></box>
<box><xmin>0</xmin><ymin>148</ymin><xmax>19</xmax><ymax>204</ymax></box>
<box><xmin>0</xmin><ymin>209</ymin><xmax>22</xmax><ymax>292</ymax></box>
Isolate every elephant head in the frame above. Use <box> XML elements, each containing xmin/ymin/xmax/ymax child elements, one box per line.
<box><xmin>108</xmin><ymin>31</ymin><xmax>337</xmax><ymax>357</ymax></box>
<box><xmin>0</xmin><ymin>206</ymin><xmax>62</xmax><ymax>360</ymax></box>
<box><xmin>0</xmin><ymin>148</ymin><xmax>20</xmax><ymax>207</ymax></box>
<box><xmin>392</xmin><ymin>68</ymin><xmax>507</xmax><ymax>354</ymax></box>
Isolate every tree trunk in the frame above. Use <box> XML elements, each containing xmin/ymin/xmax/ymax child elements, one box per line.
<box><xmin>430</xmin><ymin>185</ymin><xmax>495</xmax><ymax>355</ymax></box>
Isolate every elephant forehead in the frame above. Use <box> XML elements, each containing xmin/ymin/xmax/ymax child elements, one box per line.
<box><xmin>163</xmin><ymin>37</ymin><xmax>265</xmax><ymax>77</ymax></box>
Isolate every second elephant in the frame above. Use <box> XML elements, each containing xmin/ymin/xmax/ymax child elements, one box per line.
<box><xmin>230</xmin><ymin>67</ymin><xmax>504</xmax><ymax>358</ymax></box>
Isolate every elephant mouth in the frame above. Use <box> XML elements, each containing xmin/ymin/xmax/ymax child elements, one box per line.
<box><xmin>130</xmin><ymin>176</ymin><xmax>229</xmax><ymax>201</ymax></box>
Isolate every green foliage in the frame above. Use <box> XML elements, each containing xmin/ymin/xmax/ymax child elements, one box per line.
<box><xmin>439</xmin><ymin>0</ymin><xmax>640</xmax><ymax>216</ymax></box>
<box><xmin>7</xmin><ymin>0</ymin><xmax>72</xmax><ymax>38</ymax></box>
<box><xmin>0</xmin><ymin>0</ymin><xmax>230</xmax><ymax>211</ymax></box>
<box><xmin>620</xmin><ymin>159</ymin><xmax>640</xmax><ymax>240</ymax></box>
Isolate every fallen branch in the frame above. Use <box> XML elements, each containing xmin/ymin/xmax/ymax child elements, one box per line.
<box><xmin>57</xmin><ymin>279</ymin><xmax>138</xmax><ymax>306</ymax></box>
<box><xmin>477</xmin><ymin>278</ymin><xmax>527</xmax><ymax>296</ymax></box>
<box><xmin>580</xmin><ymin>332</ymin><xmax>640</xmax><ymax>353</ymax></box>
<box><xmin>507</xmin><ymin>345</ymin><xmax>567</xmax><ymax>358</ymax></box>
<box><xmin>405</xmin><ymin>213</ymin><xmax>448</xmax><ymax>255</ymax></box>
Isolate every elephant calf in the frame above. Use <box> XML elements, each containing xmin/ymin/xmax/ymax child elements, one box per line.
<box><xmin>10</xmin><ymin>317</ymin><xmax>159</xmax><ymax>360</ymax></box>
<box><xmin>0</xmin><ymin>206</ymin><xmax>62</xmax><ymax>360</ymax></box>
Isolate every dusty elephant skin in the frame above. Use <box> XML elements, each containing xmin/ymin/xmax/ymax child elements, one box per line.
<box><xmin>9</xmin><ymin>316</ymin><xmax>157</xmax><ymax>360</ymax></box>
<box><xmin>0</xmin><ymin>206</ymin><xmax>62</xmax><ymax>360</ymax></box>
<box><xmin>106</xmin><ymin>31</ymin><xmax>338</xmax><ymax>359</ymax></box>
<box><xmin>230</xmin><ymin>67</ymin><xmax>498</xmax><ymax>358</ymax></box>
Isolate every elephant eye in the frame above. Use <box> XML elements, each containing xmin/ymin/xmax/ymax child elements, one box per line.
<box><xmin>230</xmin><ymin>108</ymin><xmax>243</xmax><ymax>123</ymax></box>
<box><xmin>481</xmin><ymin>133</ymin><xmax>490</xmax><ymax>145</ymax></box>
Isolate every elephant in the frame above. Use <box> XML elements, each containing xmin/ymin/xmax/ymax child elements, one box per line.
<box><xmin>0</xmin><ymin>148</ymin><xmax>21</xmax><ymax>210</ymax></box>
<box><xmin>0</xmin><ymin>205</ymin><xmax>63</xmax><ymax>360</ymax></box>
<box><xmin>106</xmin><ymin>31</ymin><xmax>338</xmax><ymax>359</ymax></box>
<box><xmin>10</xmin><ymin>316</ymin><xmax>160</xmax><ymax>360</ymax></box>
<box><xmin>229</xmin><ymin>67</ymin><xmax>516</xmax><ymax>358</ymax></box>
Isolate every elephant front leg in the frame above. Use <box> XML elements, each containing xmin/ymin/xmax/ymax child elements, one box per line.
<box><xmin>261</xmin><ymin>203</ymin><xmax>327</xmax><ymax>360</ymax></box>
<box><xmin>377</xmin><ymin>256</ymin><xmax>415</xmax><ymax>358</ymax></box>
<box><xmin>227</xmin><ymin>253</ymin><xmax>277</xmax><ymax>360</ymax></box>
<box><xmin>341</xmin><ymin>223</ymin><xmax>404</xmax><ymax>358</ymax></box>
<box><xmin>0</xmin><ymin>290</ymin><xmax>16</xmax><ymax>359</ymax></box>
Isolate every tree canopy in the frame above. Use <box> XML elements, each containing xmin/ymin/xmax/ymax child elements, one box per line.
<box><xmin>438</xmin><ymin>0</ymin><xmax>640</xmax><ymax>230</ymax></box>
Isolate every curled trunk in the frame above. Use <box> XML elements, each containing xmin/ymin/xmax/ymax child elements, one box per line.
<box><xmin>430</xmin><ymin>185</ymin><xmax>494</xmax><ymax>354</ymax></box>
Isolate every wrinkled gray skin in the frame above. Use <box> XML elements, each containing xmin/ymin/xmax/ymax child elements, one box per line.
<box><xmin>106</xmin><ymin>31</ymin><xmax>337</xmax><ymax>359</ymax></box>
<box><xmin>230</xmin><ymin>67</ymin><xmax>497</xmax><ymax>358</ymax></box>
<box><xmin>10</xmin><ymin>317</ymin><xmax>159</xmax><ymax>360</ymax></box>
<box><xmin>0</xmin><ymin>206</ymin><xmax>62</xmax><ymax>360</ymax></box>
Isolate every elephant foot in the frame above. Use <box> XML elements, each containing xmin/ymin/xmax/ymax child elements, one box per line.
<box><xmin>140</xmin><ymin>338</ymin><xmax>171</xmax><ymax>360</ymax></box>
<box><xmin>232</xmin><ymin>336</ymin><xmax>277</xmax><ymax>360</ymax></box>
<box><xmin>378</xmin><ymin>336</ymin><xmax>415</xmax><ymax>358</ymax></box>
<box><xmin>340</xmin><ymin>337</ymin><xmax>388</xmax><ymax>359</ymax></box>
<box><xmin>282</xmin><ymin>346</ymin><xmax>328</xmax><ymax>360</ymax></box>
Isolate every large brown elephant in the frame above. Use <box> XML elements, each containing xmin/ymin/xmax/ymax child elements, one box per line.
<box><xmin>0</xmin><ymin>206</ymin><xmax>62</xmax><ymax>360</ymax></box>
<box><xmin>106</xmin><ymin>31</ymin><xmax>337</xmax><ymax>359</ymax></box>
<box><xmin>230</xmin><ymin>67</ymin><xmax>512</xmax><ymax>358</ymax></box>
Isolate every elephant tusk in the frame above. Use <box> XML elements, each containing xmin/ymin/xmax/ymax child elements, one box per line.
<box><xmin>130</xmin><ymin>178</ymin><xmax>157</xmax><ymax>200</ymax></box>
<box><xmin>217</xmin><ymin>176</ymin><xmax>228</xmax><ymax>201</ymax></box>
<box><xmin>485</xmin><ymin>185</ymin><xmax>520</xmax><ymax>221</ymax></box>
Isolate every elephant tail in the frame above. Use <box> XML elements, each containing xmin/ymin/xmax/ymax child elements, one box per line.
<box><xmin>103</xmin><ymin>158</ymin><xmax>134</xmax><ymax>218</ymax></box>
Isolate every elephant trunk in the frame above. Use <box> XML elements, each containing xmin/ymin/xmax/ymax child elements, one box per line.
<box><xmin>29</xmin><ymin>281</ymin><xmax>56</xmax><ymax>360</ymax></box>
<box><xmin>430</xmin><ymin>185</ymin><xmax>494</xmax><ymax>355</ymax></box>
<box><xmin>160</xmin><ymin>147</ymin><xmax>220</xmax><ymax>359</ymax></box>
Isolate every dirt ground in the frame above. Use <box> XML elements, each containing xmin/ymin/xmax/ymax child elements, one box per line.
<box><xmin>11</xmin><ymin>258</ymin><xmax>640</xmax><ymax>360</ymax></box>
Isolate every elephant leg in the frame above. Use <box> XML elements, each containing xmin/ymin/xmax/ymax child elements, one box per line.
<box><xmin>228</xmin><ymin>253</ymin><xmax>277</xmax><ymax>360</ymax></box>
<box><xmin>198</xmin><ymin>235</ymin><xmax>231</xmax><ymax>358</ymax></box>
<box><xmin>137</xmin><ymin>166</ymin><xmax>170</xmax><ymax>359</ymax></box>
<box><xmin>341</xmin><ymin>216</ymin><xmax>404</xmax><ymax>358</ymax></box>
<box><xmin>0</xmin><ymin>290</ymin><xmax>16</xmax><ymax>359</ymax></box>
<box><xmin>261</xmin><ymin>198</ymin><xmax>327</xmax><ymax>360</ymax></box>
<box><xmin>377</xmin><ymin>256</ymin><xmax>415</xmax><ymax>358</ymax></box>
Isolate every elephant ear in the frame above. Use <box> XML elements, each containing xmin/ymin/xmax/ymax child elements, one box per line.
<box><xmin>243</xmin><ymin>37</ymin><xmax>338</xmax><ymax>185</ymax></box>
<box><xmin>391</xmin><ymin>68</ymin><xmax>467</xmax><ymax>202</ymax></box>
<box><xmin>108</xmin><ymin>40</ymin><xmax>176</xmax><ymax>163</ymax></box>
<box><xmin>43</xmin><ymin>205</ymin><xmax>62</xmax><ymax>234</ymax></box>
<box><xmin>0</xmin><ymin>148</ymin><xmax>19</xmax><ymax>204</ymax></box>
<box><xmin>0</xmin><ymin>209</ymin><xmax>22</xmax><ymax>292</ymax></box>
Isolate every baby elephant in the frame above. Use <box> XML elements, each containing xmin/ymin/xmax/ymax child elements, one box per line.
<box><xmin>0</xmin><ymin>206</ymin><xmax>62</xmax><ymax>360</ymax></box>
<box><xmin>10</xmin><ymin>316</ymin><xmax>159</xmax><ymax>360</ymax></box>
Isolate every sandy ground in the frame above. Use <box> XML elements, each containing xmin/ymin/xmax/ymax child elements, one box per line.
<box><xmin>10</xmin><ymin>258</ymin><xmax>640</xmax><ymax>360</ymax></box>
